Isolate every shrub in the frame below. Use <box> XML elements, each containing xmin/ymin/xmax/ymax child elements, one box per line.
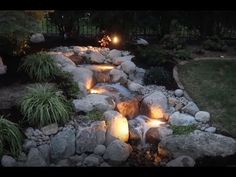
<box><xmin>85</xmin><ymin>110</ymin><xmax>104</xmax><ymax>121</ymax></box>
<box><xmin>134</xmin><ymin>45</ymin><xmax>176</xmax><ymax>66</ymax></box>
<box><xmin>19</xmin><ymin>52</ymin><xmax>59</xmax><ymax>82</ymax></box>
<box><xmin>174</xmin><ymin>49</ymin><xmax>192</xmax><ymax>60</ymax></box>
<box><xmin>160</xmin><ymin>34</ymin><xmax>185</xmax><ymax>50</ymax></box>
<box><xmin>21</xmin><ymin>84</ymin><xmax>73</xmax><ymax>127</ymax></box>
<box><xmin>143</xmin><ymin>67</ymin><xmax>173</xmax><ymax>88</ymax></box>
<box><xmin>203</xmin><ymin>35</ymin><xmax>227</xmax><ymax>52</ymax></box>
<box><xmin>171</xmin><ymin>125</ymin><xmax>196</xmax><ymax>135</ymax></box>
<box><xmin>0</xmin><ymin>115</ymin><xmax>23</xmax><ymax>157</ymax></box>
<box><xmin>54</xmin><ymin>71</ymin><xmax>81</xmax><ymax>99</ymax></box>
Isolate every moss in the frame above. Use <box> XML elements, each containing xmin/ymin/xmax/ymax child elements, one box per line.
<box><xmin>171</xmin><ymin>125</ymin><xmax>196</xmax><ymax>135</ymax></box>
<box><xmin>85</xmin><ymin>110</ymin><xmax>104</xmax><ymax>121</ymax></box>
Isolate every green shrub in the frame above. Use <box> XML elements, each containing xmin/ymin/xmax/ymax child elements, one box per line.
<box><xmin>21</xmin><ymin>84</ymin><xmax>73</xmax><ymax>127</ymax></box>
<box><xmin>160</xmin><ymin>34</ymin><xmax>185</xmax><ymax>50</ymax></box>
<box><xmin>171</xmin><ymin>125</ymin><xmax>196</xmax><ymax>135</ymax></box>
<box><xmin>175</xmin><ymin>49</ymin><xmax>192</xmax><ymax>60</ymax></box>
<box><xmin>203</xmin><ymin>35</ymin><xmax>227</xmax><ymax>51</ymax></box>
<box><xmin>143</xmin><ymin>67</ymin><xmax>173</xmax><ymax>88</ymax></box>
<box><xmin>19</xmin><ymin>52</ymin><xmax>59</xmax><ymax>82</ymax></box>
<box><xmin>134</xmin><ymin>45</ymin><xmax>176</xmax><ymax>66</ymax></box>
<box><xmin>0</xmin><ymin>115</ymin><xmax>23</xmax><ymax>157</ymax></box>
<box><xmin>54</xmin><ymin>71</ymin><xmax>81</xmax><ymax>99</ymax></box>
<box><xmin>85</xmin><ymin>110</ymin><xmax>104</xmax><ymax>121</ymax></box>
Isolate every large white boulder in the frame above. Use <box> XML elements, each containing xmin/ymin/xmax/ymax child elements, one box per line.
<box><xmin>112</xmin><ymin>55</ymin><xmax>134</xmax><ymax>65</ymax></box>
<box><xmin>90</xmin><ymin>51</ymin><xmax>106</xmax><ymax>63</ymax></box>
<box><xmin>169</xmin><ymin>111</ymin><xmax>197</xmax><ymax>126</ymax></box>
<box><xmin>121</xmin><ymin>61</ymin><xmax>136</xmax><ymax>75</ymax></box>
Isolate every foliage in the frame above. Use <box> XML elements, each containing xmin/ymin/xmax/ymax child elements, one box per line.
<box><xmin>134</xmin><ymin>45</ymin><xmax>176</xmax><ymax>66</ymax></box>
<box><xmin>203</xmin><ymin>35</ymin><xmax>227</xmax><ymax>51</ymax></box>
<box><xmin>85</xmin><ymin>110</ymin><xmax>104</xmax><ymax>121</ymax></box>
<box><xmin>171</xmin><ymin>125</ymin><xmax>196</xmax><ymax>135</ymax></box>
<box><xmin>0</xmin><ymin>115</ymin><xmax>23</xmax><ymax>157</ymax></box>
<box><xmin>54</xmin><ymin>71</ymin><xmax>81</xmax><ymax>99</ymax></box>
<box><xmin>21</xmin><ymin>84</ymin><xmax>73</xmax><ymax>127</ymax></box>
<box><xmin>160</xmin><ymin>34</ymin><xmax>185</xmax><ymax>50</ymax></box>
<box><xmin>19</xmin><ymin>52</ymin><xmax>59</xmax><ymax>82</ymax></box>
<box><xmin>174</xmin><ymin>49</ymin><xmax>192</xmax><ymax>60</ymax></box>
<box><xmin>0</xmin><ymin>11</ymin><xmax>46</xmax><ymax>56</ymax></box>
<box><xmin>143</xmin><ymin>67</ymin><xmax>173</xmax><ymax>88</ymax></box>
<box><xmin>0</xmin><ymin>139</ymin><xmax>3</xmax><ymax>156</ymax></box>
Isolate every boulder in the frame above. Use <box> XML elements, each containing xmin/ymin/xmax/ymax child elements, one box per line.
<box><xmin>121</xmin><ymin>61</ymin><xmax>136</xmax><ymax>75</ymax></box>
<box><xmin>136</xmin><ymin>38</ymin><xmax>149</xmax><ymax>45</ymax></box>
<box><xmin>103</xmin><ymin>140</ymin><xmax>132</xmax><ymax>164</ymax></box>
<box><xmin>158</xmin><ymin>130</ymin><xmax>236</xmax><ymax>159</ymax></box>
<box><xmin>38</xmin><ymin>144</ymin><xmax>50</xmax><ymax>164</ymax></box>
<box><xmin>182</xmin><ymin>102</ymin><xmax>199</xmax><ymax>116</ymax></box>
<box><xmin>83</xmin><ymin>155</ymin><xmax>100</xmax><ymax>167</ymax></box>
<box><xmin>127</xmin><ymin>80</ymin><xmax>144</xmax><ymax>92</ymax></box>
<box><xmin>94</xmin><ymin>145</ymin><xmax>106</xmax><ymax>156</ymax></box>
<box><xmin>112</xmin><ymin>55</ymin><xmax>134</xmax><ymax>65</ymax></box>
<box><xmin>168</xmin><ymin>97</ymin><xmax>178</xmax><ymax>107</ymax></box>
<box><xmin>205</xmin><ymin>127</ymin><xmax>216</xmax><ymax>133</ymax></box>
<box><xmin>140</xmin><ymin>91</ymin><xmax>168</xmax><ymax>119</ymax></box>
<box><xmin>94</xmin><ymin>71</ymin><xmax>111</xmax><ymax>83</ymax></box>
<box><xmin>145</xmin><ymin>127</ymin><xmax>161</xmax><ymax>144</ymax></box>
<box><xmin>169</xmin><ymin>111</ymin><xmax>197</xmax><ymax>126</ymax></box>
<box><xmin>23</xmin><ymin>139</ymin><xmax>37</xmax><ymax>152</ymax></box>
<box><xmin>73</xmin><ymin>94</ymin><xmax>115</xmax><ymax>113</ymax></box>
<box><xmin>116</xmin><ymin>97</ymin><xmax>140</xmax><ymax>119</ymax></box>
<box><xmin>166</xmin><ymin>156</ymin><xmax>195</xmax><ymax>167</ymax></box>
<box><xmin>109</xmin><ymin>69</ymin><xmax>127</xmax><ymax>83</ymax></box>
<box><xmin>174</xmin><ymin>89</ymin><xmax>184</xmax><ymax>97</ymax></box>
<box><xmin>50</xmin><ymin>129</ymin><xmax>75</xmax><ymax>161</ymax></box>
<box><xmin>1</xmin><ymin>155</ymin><xmax>16</xmax><ymax>167</ymax></box>
<box><xmin>56</xmin><ymin>159</ymin><xmax>70</xmax><ymax>167</ymax></box>
<box><xmin>26</xmin><ymin>148</ymin><xmax>47</xmax><ymax>166</ymax></box>
<box><xmin>50</xmin><ymin>53</ymin><xmax>76</xmax><ymax>67</ymax></box>
<box><xmin>90</xmin><ymin>51</ymin><xmax>106</xmax><ymax>63</ymax></box>
<box><xmin>41</xmin><ymin>123</ymin><xmax>58</xmax><ymax>136</ymax></box>
<box><xmin>30</xmin><ymin>33</ymin><xmax>45</xmax><ymax>43</ymax></box>
<box><xmin>103</xmin><ymin>110</ymin><xmax>129</xmax><ymax>145</ymax></box>
<box><xmin>195</xmin><ymin>111</ymin><xmax>210</xmax><ymax>123</ymax></box>
<box><xmin>107</xmin><ymin>49</ymin><xmax>122</xmax><ymax>59</ymax></box>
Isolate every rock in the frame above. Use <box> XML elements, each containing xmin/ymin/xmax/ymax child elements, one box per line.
<box><xmin>1</xmin><ymin>155</ymin><xmax>16</xmax><ymax>167</ymax></box>
<box><xmin>56</xmin><ymin>159</ymin><xmax>70</xmax><ymax>166</ymax></box>
<box><xmin>68</xmin><ymin>54</ymin><xmax>84</xmax><ymax>64</ymax></box>
<box><xmin>100</xmin><ymin>162</ymin><xmax>111</xmax><ymax>167</ymax></box>
<box><xmin>71</xmin><ymin>67</ymin><xmax>95</xmax><ymax>90</ymax></box>
<box><xmin>175</xmin><ymin>102</ymin><xmax>183</xmax><ymax>111</ymax></box>
<box><xmin>30</xmin><ymin>33</ymin><xmax>45</xmax><ymax>43</ymax></box>
<box><xmin>83</xmin><ymin>155</ymin><xmax>100</xmax><ymax>167</ymax></box>
<box><xmin>104</xmin><ymin>110</ymin><xmax>129</xmax><ymax>145</ymax></box>
<box><xmin>136</xmin><ymin>38</ymin><xmax>149</xmax><ymax>45</ymax></box>
<box><xmin>50</xmin><ymin>129</ymin><xmax>75</xmax><ymax>161</ymax></box>
<box><xmin>17</xmin><ymin>152</ymin><xmax>27</xmax><ymax>162</ymax></box>
<box><xmin>94</xmin><ymin>145</ymin><xmax>106</xmax><ymax>156</ymax></box>
<box><xmin>128</xmin><ymin>118</ymin><xmax>144</xmax><ymax>143</ymax></box>
<box><xmin>116</xmin><ymin>97</ymin><xmax>140</xmax><ymax>119</ymax></box>
<box><xmin>127</xmin><ymin>80</ymin><xmax>143</xmax><ymax>92</ymax></box>
<box><xmin>182</xmin><ymin>102</ymin><xmax>199</xmax><ymax>116</ymax></box>
<box><xmin>168</xmin><ymin>97</ymin><xmax>178</xmax><ymax>107</ymax></box>
<box><xmin>23</xmin><ymin>139</ymin><xmax>37</xmax><ymax>152</ymax></box>
<box><xmin>174</xmin><ymin>89</ymin><xmax>184</xmax><ymax>97</ymax></box>
<box><xmin>38</xmin><ymin>144</ymin><xmax>50</xmax><ymax>164</ymax></box>
<box><xmin>166</xmin><ymin>156</ymin><xmax>195</xmax><ymax>167</ymax></box>
<box><xmin>26</xmin><ymin>148</ymin><xmax>47</xmax><ymax>166</ymax></box>
<box><xmin>94</xmin><ymin>71</ymin><xmax>111</xmax><ymax>83</ymax></box>
<box><xmin>158</xmin><ymin>126</ymin><xmax>173</xmax><ymax>139</ymax></box>
<box><xmin>73</xmin><ymin>94</ymin><xmax>115</xmax><ymax>112</ymax></box>
<box><xmin>121</xmin><ymin>61</ymin><xmax>136</xmax><ymax>74</ymax></box>
<box><xmin>112</xmin><ymin>55</ymin><xmax>134</xmax><ymax>65</ymax></box>
<box><xmin>69</xmin><ymin>155</ymin><xmax>84</xmax><ymax>164</ymax></box>
<box><xmin>158</xmin><ymin>130</ymin><xmax>236</xmax><ymax>159</ymax></box>
<box><xmin>0</xmin><ymin>56</ymin><xmax>7</xmax><ymax>75</ymax></box>
<box><xmin>90</xmin><ymin>51</ymin><xmax>106</xmax><ymax>63</ymax></box>
<box><xmin>195</xmin><ymin>111</ymin><xmax>210</xmax><ymax>123</ymax></box>
<box><xmin>91</xmin><ymin>121</ymin><xmax>107</xmax><ymax>145</ymax></box>
<box><xmin>109</xmin><ymin>69</ymin><xmax>127</xmax><ymax>83</ymax></box>
<box><xmin>50</xmin><ymin>53</ymin><xmax>76</xmax><ymax>67</ymax></box>
<box><xmin>41</xmin><ymin>123</ymin><xmax>58</xmax><ymax>136</ymax></box>
<box><xmin>108</xmin><ymin>49</ymin><xmax>122</xmax><ymax>59</ymax></box>
<box><xmin>140</xmin><ymin>91</ymin><xmax>168</xmax><ymax>119</ymax></box>
<box><xmin>103</xmin><ymin>140</ymin><xmax>132</xmax><ymax>164</ymax></box>
<box><xmin>205</xmin><ymin>127</ymin><xmax>216</xmax><ymax>133</ymax></box>
<box><xmin>169</xmin><ymin>111</ymin><xmax>197</xmax><ymax>126</ymax></box>
<box><xmin>145</xmin><ymin>128</ymin><xmax>161</xmax><ymax>144</ymax></box>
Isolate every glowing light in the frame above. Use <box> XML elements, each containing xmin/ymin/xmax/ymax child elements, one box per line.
<box><xmin>90</xmin><ymin>88</ymin><xmax>107</xmax><ymax>94</ymax></box>
<box><xmin>85</xmin><ymin>78</ymin><xmax>94</xmax><ymax>90</ymax></box>
<box><xmin>89</xmin><ymin>65</ymin><xmax>114</xmax><ymax>72</ymax></box>
<box><xmin>147</xmin><ymin>119</ymin><xmax>165</xmax><ymax>127</ymax></box>
<box><xmin>150</xmin><ymin>106</ymin><xmax>164</xmax><ymax>119</ymax></box>
<box><xmin>112</xmin><ymin>36</ymin><xmax>119</xmax><ymax>44</ymax></box>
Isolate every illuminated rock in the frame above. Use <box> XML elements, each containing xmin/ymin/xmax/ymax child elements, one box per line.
<box><xmin>94</xmin><ymin>71</ymin><xmax>111</xmax><ymax>83</ymax></box>
<box><xmin>109</xmin><ymin>69</ymin><xmax>127</xmax><ymax>83</ymax></box>
<box><xmin>90</xmin><ymin>51</ymin><xmax>106</xmax><ymax>63</ymax></box>
<box><xmin>112</xmin><ymin>55</ymin><xmax>134</xmax><ymax>65</ymax></box>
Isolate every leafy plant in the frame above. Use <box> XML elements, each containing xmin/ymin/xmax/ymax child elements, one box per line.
<box><xmin>54</xmin><ymin>71</ymin><xmax>81</xmax><ymax>99</ymax></box>
<box><xmin>174</xmin><ymin>49</ymin><xmax>192</xmax><ymax>60</ymax></box>
<box><xmin>160</xmin><ymin>34</ymin><xmax>185</xmax><ymax>50</ymax></box>
<box><xmin>19</xmin><ymin>52</ymin><xmax>59</xmax><ymax>82</ymax></box>
<box><xmin>85</xmin><ymin>110</ymin><xmax>104</xmax><ymax>121</ymax></box>
<box><xmin>143</xmin><ymin>67</ymin><xmax>173</xmax><ymax>88</ymax></box>
<box><xmin>203</xmin><ymin>35</ymin><xmax>227</xmax><ymax>51</ymax></box>
<box><xmin>171</xmin><ymin>125</ymin><xmax>196</xmax><ymax>135</ymax></box>
<box><xmin>21</xmin><ymin>84</ymin><xmax>73</xmax><ymax>127</ymax></box>
<box><xmin>0</xmin><ymin>115</ymin><xmax>23</xmax><ymax>157</ymax></box>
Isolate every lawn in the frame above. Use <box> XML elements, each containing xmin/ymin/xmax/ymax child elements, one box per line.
<box><xmin>178</xmin><ymin>59</ymin><xmax>236</xmax><ymax>137</ymax></box>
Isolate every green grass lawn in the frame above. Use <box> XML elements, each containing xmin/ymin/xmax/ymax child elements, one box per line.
<box><xmin>178</xmin><ymin>59</ymin><xmax>236</xmax><ymax>137</ymax></box>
